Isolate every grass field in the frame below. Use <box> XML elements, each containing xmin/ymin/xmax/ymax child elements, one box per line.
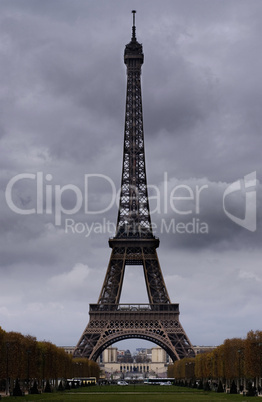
<box><xmin>3</xmin><ymin>385</ymin><xmax>262</xmax><ymax>401</ymax></box>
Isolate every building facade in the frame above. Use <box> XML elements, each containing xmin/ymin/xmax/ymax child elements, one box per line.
<box><xmin>62</xmin><ymin>344</ymin><xmax>215</xmax><ymax>379</ymax></box>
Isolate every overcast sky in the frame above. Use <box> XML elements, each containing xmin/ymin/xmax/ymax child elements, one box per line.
<box><xmin>0</xmin><ymin>0</ymin><xmax>261</xmax><ymax>354</ymax></box>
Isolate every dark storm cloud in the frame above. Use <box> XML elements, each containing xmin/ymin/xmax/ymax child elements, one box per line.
<box><xmin>0</xmin><ymin>0</ymin><xmax>261</xmax><ymax>348</ymax></box>
<box><xmin>149</xmin><ymin>176</ymin><xmax>261</xmax><ymax>251</ymax></box>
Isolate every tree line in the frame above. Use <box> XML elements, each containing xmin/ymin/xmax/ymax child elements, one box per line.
<box><xmin>0</xmin><ymin>326</ymin><xmax>100</xmax><ymax>393</ymax></box>
<box><xmin>167</xmin><ymin>330</ymin><xmax>262</xmax><ymax>394</ymax></box>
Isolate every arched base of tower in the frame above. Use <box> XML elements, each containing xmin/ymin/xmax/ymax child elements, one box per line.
<box><xmin>73</xmin><ymin>304</ymin><xmax>195</xmax><ymax>362</ymax></box>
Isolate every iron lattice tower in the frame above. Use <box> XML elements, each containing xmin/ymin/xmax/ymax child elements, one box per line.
<box><xmin>74</xmin><ymin>11</ymin><xmax>194</xmax><ymax>362</ymax></box>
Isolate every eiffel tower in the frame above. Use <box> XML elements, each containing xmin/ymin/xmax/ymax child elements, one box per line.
<box><xmin>74</xmin><ymin>11</ymin><xmax>194</xmax><ymax>362</ymax></box>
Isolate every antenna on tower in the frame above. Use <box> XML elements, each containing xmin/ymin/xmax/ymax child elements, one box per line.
<box><xmin>132</xmin><ymin>10</ymin><xmax>136</xmax><ymax>40</ymax></box>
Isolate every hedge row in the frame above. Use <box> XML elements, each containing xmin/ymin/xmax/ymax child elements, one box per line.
<box><xmin>168</xmin><ymin>330</ymin><xmax>262</xmax><ymax>384</ymax></box>
<box><xmin>0</xmin><ymin>326</ymin><xmax>99</xmax><ymax>382</ymax></box>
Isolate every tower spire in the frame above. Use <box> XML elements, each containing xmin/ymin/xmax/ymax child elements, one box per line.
<box><xmin>132</xmin><ymin>10</ymin><xmax>136</xmax><ymax>41</ymax></box>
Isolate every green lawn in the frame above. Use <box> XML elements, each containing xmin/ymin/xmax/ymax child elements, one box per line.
<box><xmin>4</xmin><ymin>385</ymin><xmax>262</xmax><ymax>401</ymax></box>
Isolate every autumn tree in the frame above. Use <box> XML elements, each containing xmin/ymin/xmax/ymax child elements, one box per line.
<box><xmin>223</xmin><ymin>338</ymin><xmax>244</xmax><ymax>380</ymax></box>
<box><xmin>244</xmin><ymin>330</ymin><xmax>262</xmax><ymax>380</ymax></box>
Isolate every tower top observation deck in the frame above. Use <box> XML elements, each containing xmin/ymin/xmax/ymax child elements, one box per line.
<box><xmin>124</xmin><ymin>10</ymin><xmax>144</xmax><ymax>65</ymax></box>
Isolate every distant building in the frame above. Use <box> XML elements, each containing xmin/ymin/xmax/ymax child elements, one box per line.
<box><xmin>152</xmin><ymin>347</ymin><xmax>171</xmax><ymax>363</ymax></box>
<box><xmin>62</xmin><ymin>346</ymin><xmax>75</xmax><ymax>355</ymax></box>
<box><xmin>103</xmin><ymin>347</ymin><xmax>117</xmax><ymax>362</ymax></box>
<box><xmin>117</xmin><ymin>350</ymin><xmax>125</xmax><ymax>357</ymax></box>
<box><xmin>193</xmin><ymin>345</ymin><xmax>215</xmax><ymax>354</ymax></box>
<box><xmin>99</xmin><ymin>346</ymin><xmax>171</xmax><ymax>378</ymax></box>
